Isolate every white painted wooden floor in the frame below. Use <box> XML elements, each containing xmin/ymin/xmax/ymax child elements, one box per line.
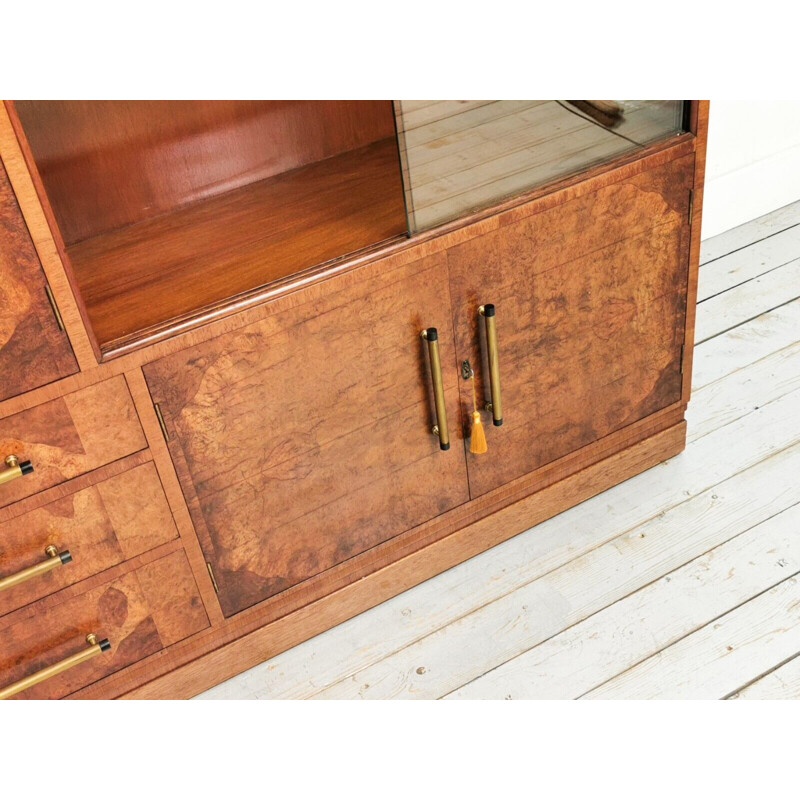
<box><xmin>199</xmin><ymin>201</ymin><xmax>800</xmax><ymax>700</ymax></box>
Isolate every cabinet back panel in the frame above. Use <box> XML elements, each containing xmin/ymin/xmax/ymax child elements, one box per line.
<box><xmin>13</xmin><ymin>100</ymin><xmax>397</xmax><ymax>244</ymax></box>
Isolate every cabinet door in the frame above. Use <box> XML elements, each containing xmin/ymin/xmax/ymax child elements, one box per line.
<box><xmin>144</xmin><ymin>253</ymin><xmax>468</xmax><ymax>617</ymax></box>
<box><xmin>0</xmin><ymin>157</ymin><xmax>77</xmax><ymax>402</ymax></box>
<box><xmin>448</xmin><ymin>154</ymin><xmax>694</xmax><ymax>498</ymax></box>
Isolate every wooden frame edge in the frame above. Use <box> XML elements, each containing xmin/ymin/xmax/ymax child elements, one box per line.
<box><xmin>681</xmin><ymin>100</ymin><xmax>710</xmax><ymax>403</ymax></box>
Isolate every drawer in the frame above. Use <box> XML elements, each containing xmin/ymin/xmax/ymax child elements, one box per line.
<box><xmin>0</xmin><ymin>549</ymin><xmax>209</xmax><ymax>699</ymax></box>
<box><xmin>0</xmin><ymin>156</ymin><xmax>78</xmax><ymax>402</ymax></box>
<box><xmin>144</xmin><ymin>252</ymin><xmax>469</xmax><ymax>617</ymax></box>
<box><xmin>447</xmin><ymin>153</ymin><xmax>694</xmax><ymax>497</ymax></box>
<box><xmin>0</xmin><ymin>374</ymin><xmax>147</xmax><ymax>507</ymax></box>
<box><xmin>0</xmin><ymin>461</ymin><xmax>178</xmax><ymax>617</ymax></box>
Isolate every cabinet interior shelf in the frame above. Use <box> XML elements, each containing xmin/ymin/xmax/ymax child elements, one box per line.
<box><xmin>67</xmin><ymin>138</ymin><xmax>407</xmax><ymax>349</ymax></box>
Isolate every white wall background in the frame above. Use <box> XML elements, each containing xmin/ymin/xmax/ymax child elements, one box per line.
<box><xmin>703</xmin><ymin>101</ymin><xmax>800</xmax><ymax>239</ymax></box>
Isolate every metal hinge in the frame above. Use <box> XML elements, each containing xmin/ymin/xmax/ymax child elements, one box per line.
<box><xmin>153</xmin><ymin>402</ymin><xmax>170</xmax><ymax>442</ymax></box>
<box><xmin>206</xmin><ymin>562</ymin><xmax>220</xmax><ymax>594</ymax></box>
<box><xmin>44</xmin><ymin>283</ymin><xmax>65</xmax><ymax>331</ymax></box>
<box><xmin>688</xmin><ymin>189</ymin><xmax>694</xmax><ymax>225</ymax></box>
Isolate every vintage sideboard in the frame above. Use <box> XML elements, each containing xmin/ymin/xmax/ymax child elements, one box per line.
<box><xmin>0</xmin><ymin>101</ymin><xmax>708</xmax><ymax>698</ymax></box>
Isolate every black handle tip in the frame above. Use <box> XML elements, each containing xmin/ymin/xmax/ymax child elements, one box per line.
<box><xmin>439</xmin><ymin>441</ymin><xmax>450</xmax><ymax>451</ymax></box>
<box><xmin>60</xmin><ymin>550</ymin><xmax>73</xmax><ymax>565</ymax></box>
<box><xmin>99</xmin><ymin>638</ymin><xmax>111</xmax><ymax>652</ymax></box>
<box><xmin>482</xmin><ymin>304</ymin><xmax>496</xmax><ymax>317</ymax></box>
<box><xmin>424</xmin><ymin>327</ymin><xmax>438</xmax><ymax>341</ymax></box>
<box><xmin>20</xmin><ymin>460</ymin><xmax>34</xmax><ymax>475</ymax></box>
<box><xmin>492</xmin><ymin>418</ymin><xmax>503</xmax><ymax>427</ymax></box>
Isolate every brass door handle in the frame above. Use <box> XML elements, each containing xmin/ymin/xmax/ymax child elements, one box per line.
<box><xmin>0</xmin><ymin>545</ymin><xmax>72</xmax><ymax>593</ymax></box>
<box><xmin>0</xmin><ymin>454</ymin><xmax>34</xmax><ymax>486</ymax></box>
<box><xmin>421</xmin><ymin>328</ymin><xmax>450</xmax><ymax>450</ymax></box>
<box><xmin>0</xmin><ymin>633</ymin><xmax>111</xmax><ymax>700</ymax></box>
<box><xmin>479</xmin><ymin>305</ymin><xmax>503</xmax><ymax>426</ymax></box>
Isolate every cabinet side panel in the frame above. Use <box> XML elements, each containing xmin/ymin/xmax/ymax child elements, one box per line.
<box><xmin>0</xmin><ymin>157</ymin><xmax>77</xmax><ymax>401</ymax></box>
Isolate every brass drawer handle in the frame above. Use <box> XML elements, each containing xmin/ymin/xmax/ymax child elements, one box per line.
<box><xmin>0</xmin><ymin>633</ymin><xmax>111</xmax><ymax>700</ymax></box>
<box><xmin>0</xmin><ymin>545</ymin><xmax>72</xmax><ymax>593</ymax></box>
<box><xmin>479</xmin><ymin>305</ymin><xmax>503</xmax><ymax>426</ymax></box>
<box><xmin>421</xmin><ymin>328</ymin><xmax>450</xmax><ymax>450</ymax></box>
<box><xmin>0</xmin><ymin>454</ymin><xmax>34</xmax><ymax>487</ymax></box>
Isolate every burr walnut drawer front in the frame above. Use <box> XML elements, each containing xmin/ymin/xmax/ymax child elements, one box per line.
<box><xmin>0</xmin><ymin>374</ymin><xmax>147</xmax><ymax>508</ymax></box>
<box><xmin>0</xmin><ymin>461</ymin><xmax>179</xmax><ymax>617</ymax></box>
<box><xmin>0</xmin><ymin>549</ymin><xmax>209</xmax><ymax>699</ymax></box>
<box><xmin>144</xmin><ymin>251</ymin><xmax>469</xmax><ymax>618</ymax></box>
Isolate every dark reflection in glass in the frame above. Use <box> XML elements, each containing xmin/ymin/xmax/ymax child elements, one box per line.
<box><xmin>395</xmin><ymin>100</ymin><xmax>686</xmax><ymax>232</ymax></box>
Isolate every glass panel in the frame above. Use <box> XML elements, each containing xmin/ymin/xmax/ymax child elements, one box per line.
<box><xmin>395</xmin><ymin>100</ymin><xmax>686</xmax><ymax>233</ymax></box>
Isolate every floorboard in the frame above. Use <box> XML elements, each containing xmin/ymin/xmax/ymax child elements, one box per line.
<box><xmin>316</xmin><ymin>442</ymin><xmax>800</xmax><ymax>699</ymax></box>
<box><xmin>585</xmin><ymin>574</ymin><xmax>800</xmax><ymax>700</ymax></box>
<box><xmin>198</xmin><ymin>200</ymin><xmax>800</xmax><ymax>701</ymax></box>
<box><xmin>449</xmin><ymin>504</ymin><xmax>800</xmax><ymax>699</ymax></box>
<box><xmin>699</xmin><ymin>199</ymin><xmax>800</xmax><ymax>265</ymax></box>
<box><xmin>694</xmin><ymin>258</ymin><xmax>800</xmax><ymax>344</ymax></box>
<box><xmin>687</xmin><ymin>340</ymin><xmax>800</xmax><ymax>442</ymax></box>
<box><xmin>698</xmin><ymin>224</ymin><xmax>800</xmax><ymax>302</ymax></box>
<box><xmin>730</xmin><ymin>654</ymin><xmax>800</xmax><ymax>699</ymax></box>
<box><xmin>692</xmin><ymin>299</ymin><xmax>800</xmax><ymax>390</ymax></box>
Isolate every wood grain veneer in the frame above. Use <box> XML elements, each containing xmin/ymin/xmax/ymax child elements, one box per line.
<box><xmin>0</xmin><ymin>461</ymin><xmax>178</xmax><ymax>617</ymax></box>
<box><xmin>65</xmin><ymin>138</ymin><xmax>408</xmax><ymax>350</ymax></box>
<box><xmin>448</xmin><ymin>154</ymin><xmax>694</xmax><ymax>496</ymax></box>
<box><xmin>144</xmin><ymin>252</ymin><xmax>469</xmax><ymax>617</ymax></box>
<box><xmin>0</xmin><ymin>106</ymin><xmax>99</xmax><ymax>368</ymax></box>
<box><xmin>0</xmin><ymin>375</ymin><xmax>147</xmax><ymax>507</ymax></box>
<box><xmin>0</xmin><ymin>549</ymin><xmax>208</xmax><ymax>700</ymax></box>
<box><xmin>13</xmin><ymin>100</ymin><xmax>397</xmax><ymax>243</ymax></box>
<box><xmin>0</xmin><ymin>156</ymin><xmax>77</xmax><ymax>400</ymax></box>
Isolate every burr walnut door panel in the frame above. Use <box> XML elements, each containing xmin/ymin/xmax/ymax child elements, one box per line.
<box><xmin>0</xmin><ymin>549</ymin><xmax>209</xmax><ymax>700</ymax></box>
<box><xmin>0</xmin><ymin>156</ymin><xmax>77</xmax><ymax>402</ymax></box>
<box><xmin>144</xmin><ymin>253</ymin><xmax>468</xmax><ymax>618</ymax></box>
<box><xmin>448</xmin><ymin>153</ymin><xmax>694</xmax><ymax>498</ymax></box>
<box><xmin>0</xmin><ymin>462</ymin><xmax>178</xmax><ymax>617</ymax></box>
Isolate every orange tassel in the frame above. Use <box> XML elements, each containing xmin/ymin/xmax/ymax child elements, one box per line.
<box><xmin>470</xmin><ymin>410</ymin><xmax>488</xmax><ymax>454</ymax></box>
<box><xmin>468</xmin><ymin>370</ymin><xmax>488</xmax><ymax>454</ymax></box>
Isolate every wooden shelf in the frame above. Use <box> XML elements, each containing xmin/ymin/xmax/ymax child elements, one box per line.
<box><xmin>66</xmin><ymin>138</ymin><xmax>407</xmax><ymax>350</ymax></box>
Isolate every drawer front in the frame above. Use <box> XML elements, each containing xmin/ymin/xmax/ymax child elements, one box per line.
<box><xmin>0</xmin><ymin>374</ymin><xmax>147</xmax><ymax>508</ymax></box>
<box><xmin>0</xmin><ymin>461</ymin><xmax>178</xmax><ymax>617</ymax></box>
<box><xmin>448</xmin><ymin>153</ymin><xmax>694</xmax><ymax>497</ymax></box>
<box><xmin>0</xmin><ymin>156</ymin><xmax>77</xmax><ymax>402</ymax></box>
<box><xmin>144</xmin><ymin>252</ymin><xmax>469</xmax><ymax>617</ymax></box>
<box><xmin>0</xmin><ymin>549</ymin><xmax>208</xmax><ymax>699</ymax></box>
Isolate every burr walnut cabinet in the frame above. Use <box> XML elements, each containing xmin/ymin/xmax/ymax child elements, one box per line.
<box><xmin>0</xmin><ymin>101</ymin><xmax>708</xmax><ymax>699</ymax></box>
